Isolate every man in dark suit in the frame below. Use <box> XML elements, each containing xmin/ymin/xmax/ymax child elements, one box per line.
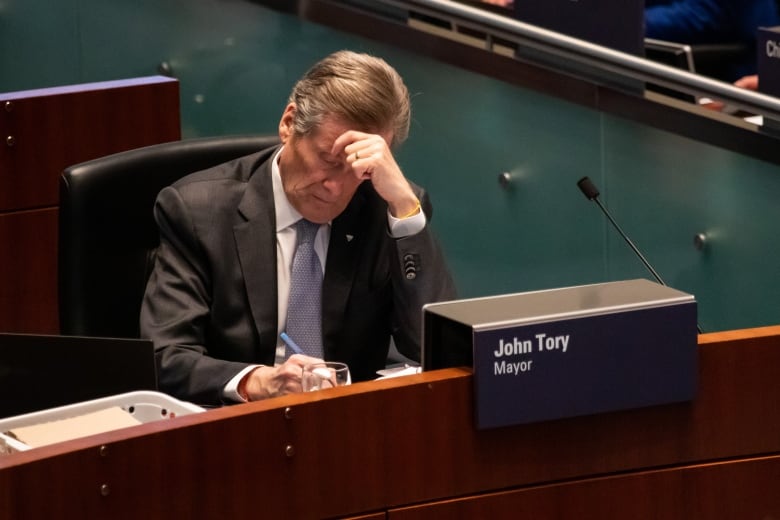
<box><xmin>140</xmin><ymin>50</ymin><xmax>457</xmax><ymax>406</ymax></box>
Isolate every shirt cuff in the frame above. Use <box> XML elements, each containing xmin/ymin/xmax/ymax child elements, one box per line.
<box><xmin>387</xmin><ymin>207</ymin><xmax>426</xmax><ymax>238</ymax></box>
<box><xmin>223</xmin><ymin>365</ymin><xmax>262</xmax><ymax>403</ymax></box>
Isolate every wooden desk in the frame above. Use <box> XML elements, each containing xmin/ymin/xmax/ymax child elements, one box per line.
<box><xmin>1</xmin><ymin>326</ymin><xmax>779</xmax><ymax>518</ymax></box>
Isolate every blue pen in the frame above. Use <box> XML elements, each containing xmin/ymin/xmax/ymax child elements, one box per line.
<box><xmin>280</xmin><ymin>332</ymin><xmax>303</xmax><ymax>355</ymax></box>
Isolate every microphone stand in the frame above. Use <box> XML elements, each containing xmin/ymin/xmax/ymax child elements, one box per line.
<box><xmin>577</xmin><ymin>176</ymin><xmax>703</xmax><ymax>334</ymax></box>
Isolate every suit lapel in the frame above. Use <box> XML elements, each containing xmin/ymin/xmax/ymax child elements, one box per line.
<box><xmin>322</xmin><ymin>189</ymin><xmax>367</xmax><ymax>356</ymax></box>
<box><xmin>234</xmin><ymin>155</ymin><xmax>278</xmax><ymax>352</ymax></box>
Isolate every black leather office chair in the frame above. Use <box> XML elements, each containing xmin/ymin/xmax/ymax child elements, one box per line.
<box><xmin>59</xmin><ymin>134</ymin><xmax>281</xmax><ymax>338</ymax></box>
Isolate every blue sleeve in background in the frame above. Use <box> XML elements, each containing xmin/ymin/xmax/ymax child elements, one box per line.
<box><xmin>645</xmin><ymin>0</ymin><xmax>779</xmax><ymax>43</ymax></box>
<box><xmin>644</xmin><ymin>0</ymin><xmax>780</xmax><ymax>79</ymax></box>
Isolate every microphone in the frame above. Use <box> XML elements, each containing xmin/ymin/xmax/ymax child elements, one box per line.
<box><xmin>577</xmin><ymin>177</ymin><xmax>665</xmax><ymax>285</ymax></box>
<box><xmin>576</xmin><ymin>176</ymin><xmax>703</xmax><ymax>333</ymax></box>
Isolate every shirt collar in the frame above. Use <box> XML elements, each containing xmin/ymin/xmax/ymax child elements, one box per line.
<box><xmin>272</xmin><ymin>145</ymin><xmax>303</xmax><ymax>233</ymax></box>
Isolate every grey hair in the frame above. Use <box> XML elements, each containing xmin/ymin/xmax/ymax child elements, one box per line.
<box><xmin>288</xmin><ymin>50</ymin><xmax>411</xmax><ymax>147</ymax></box>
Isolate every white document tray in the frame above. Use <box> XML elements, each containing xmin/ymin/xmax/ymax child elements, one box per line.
<box><xmin>0</xmin><ymin>390</ymin><xmax>204</xmax><ymax>453</ymax></box>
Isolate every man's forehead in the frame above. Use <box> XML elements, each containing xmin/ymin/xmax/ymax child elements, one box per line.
<box><xmin>307</xmin><ymin>114</ymin><xmax>393</xmax><ymax>148</ymax></box>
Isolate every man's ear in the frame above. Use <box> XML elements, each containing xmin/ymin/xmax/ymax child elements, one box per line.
<box><xmin>279</xmin><ymin>103</ymin><xmax>296</xmax><ymax>143</ymax></box>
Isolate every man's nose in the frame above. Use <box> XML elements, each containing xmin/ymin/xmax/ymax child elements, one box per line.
<box><xmin>321</xmin><ymin>175</ymin><xmax>344</xmax><ymax>198</ymax></box>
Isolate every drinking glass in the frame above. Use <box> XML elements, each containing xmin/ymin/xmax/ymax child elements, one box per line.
<box><xmin>301</xmin><ymin>361</ymin><xmax>351</xmax><ymax>392</ymax></box>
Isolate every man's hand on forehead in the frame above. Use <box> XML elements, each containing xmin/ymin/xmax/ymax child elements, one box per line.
<box><xmin>332</xmin><ymin>130</ymin><xmax>388</xmax><ymax>158</ymax></box>
<box><xmin>332</xmin><ymin>129</ymin><xmax>418</xmax><ymax>217</ymax></box>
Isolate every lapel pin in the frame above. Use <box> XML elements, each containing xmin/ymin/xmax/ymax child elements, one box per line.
<box><xmin>346</xmin><ymin>234</ymin><xmax>354</xmax><ymax>242</ymax></box>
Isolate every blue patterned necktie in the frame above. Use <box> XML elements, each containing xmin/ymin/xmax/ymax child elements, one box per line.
<box><xmin>285</xmin><ymin>219</ymin><xmax>323</xmax><ymax>359</ymax></box>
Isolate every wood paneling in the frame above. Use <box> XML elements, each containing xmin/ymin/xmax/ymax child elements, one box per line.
<box><xmin>389</xmin><ymin>455</ymin><xmax>780</xmax><ymax>519</ymax></box>
<box><xmin>0</xmin><ymin>208</ymin><xmax>59</xmax><ymax>333</ymax></box>
<box><xmin>0</xmin><ymin>76</ymin><xmax>180</xmax><ymax>333</ymax></box>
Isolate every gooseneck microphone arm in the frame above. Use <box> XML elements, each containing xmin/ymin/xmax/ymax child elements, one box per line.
<box><xmin>576</xmin><ymin>177</ymin><xmax>666</xmax><ymax>287</ymax></box>
<box><xmin>577</xmin><ymin>176</ymin><xmax>703</xmax><ymax>334</ymax></box>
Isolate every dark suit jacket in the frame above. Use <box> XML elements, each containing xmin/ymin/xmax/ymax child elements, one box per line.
<box><xmin>140</xmin><ymin>145</ymin><xmax>457</xmax><ymax>405</ymax></box>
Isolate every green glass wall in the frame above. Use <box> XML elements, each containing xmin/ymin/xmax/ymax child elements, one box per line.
<box><xmin>3</xmin><ymin>0</ymin><xmax>778</xmax><ymax>332</ymax></box>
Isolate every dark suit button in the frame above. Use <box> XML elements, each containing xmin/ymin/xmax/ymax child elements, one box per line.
<box><xmin>403</xmin><ymin>253</ymin><xmax>418</xmax><ymax>280</ymax></box>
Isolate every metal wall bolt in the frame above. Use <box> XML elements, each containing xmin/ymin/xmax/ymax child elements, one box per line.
<box><xmin>4</xmin><ymin>101</ymin><xmax>13</xmax><ymax>113</ymax></box>
<box><xmin>285</xmin><ymin>444</ymin><xmax>295</xmax><ymax>457</ymax></box>
<box><xmin>100</xmin><ymin>484</ymin><xmax>110</xmax><ymax>497</ymax></box>
<box><xmin>498</xmin><ymin>172</ymin><xmax>512</xmax><ymax>189</ymax></box>
<box><xmin>284</xmin><ymin>407</ymin><xmax>293</xmax><ymax>420</ymax></box>
<box><xmin>693</xmin><ymin>233</ymin><xmax>707</xmax><ymax>251</ymax></box>
<box><xmin>99</xmin><ymin>445</ymin><xmax>109</xmax><ymax>458</ymax></box>
<box><xmin>157</xmin><ymin>61</ymin><xmax>174</xmax><ymax>77</ymax></box>
<box><xmin>6</xmin><ymin>135</ymin><xmax>16</xmax><ymax>147</ymax></box>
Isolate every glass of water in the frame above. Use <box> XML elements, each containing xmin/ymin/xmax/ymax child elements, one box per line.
<box><xmin>301</xmin><ymin>361</ymin><xmax>351</xmax><ymax>392</ymax></box>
